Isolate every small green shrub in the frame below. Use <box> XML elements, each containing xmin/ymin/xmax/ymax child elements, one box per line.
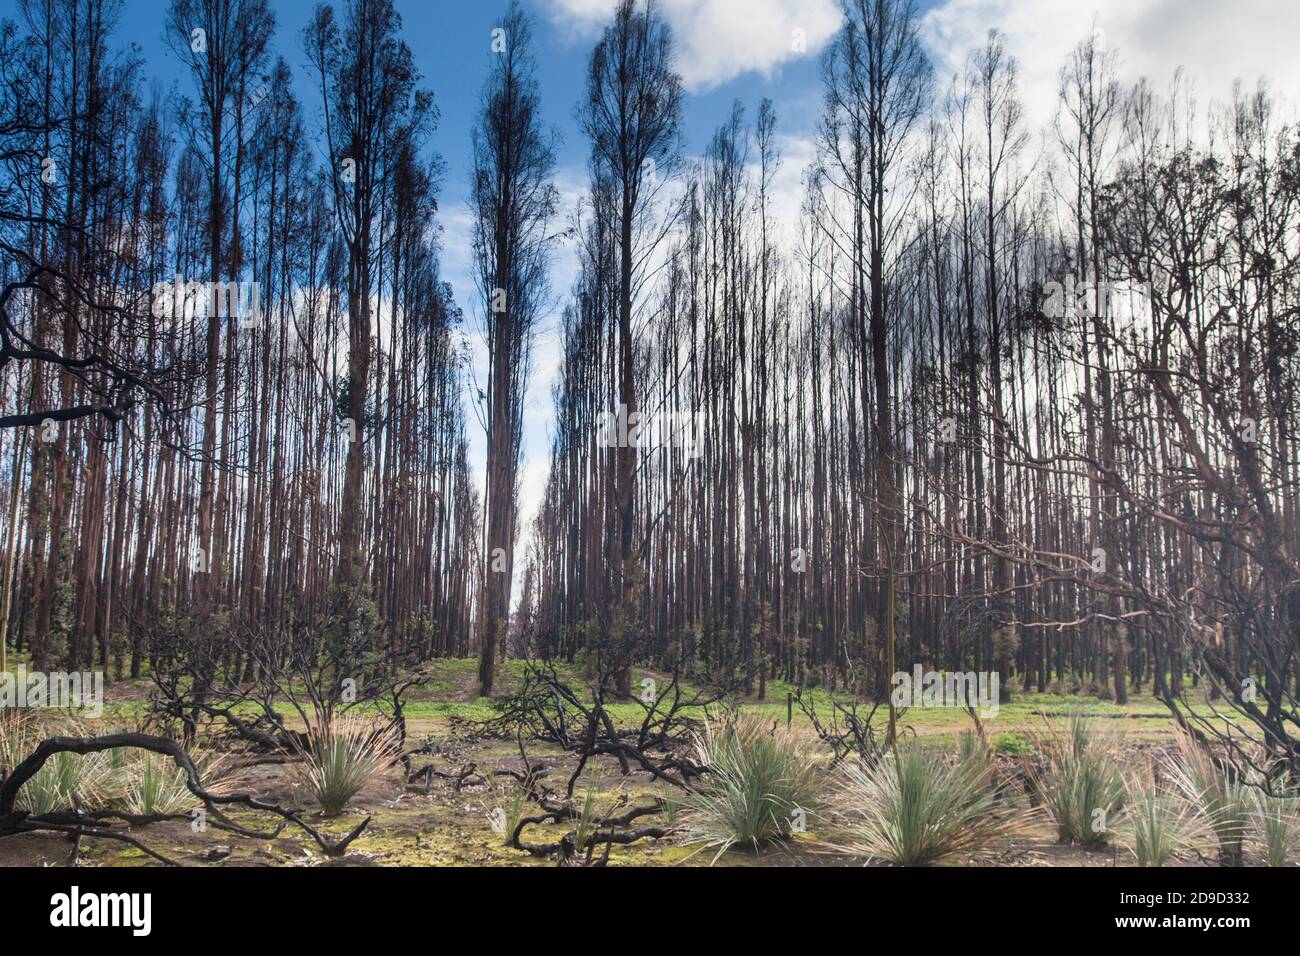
<box><xmin>992</xmin><ymin>731</ymin><xmax>1035</xmax><ymax>756</ymax></box>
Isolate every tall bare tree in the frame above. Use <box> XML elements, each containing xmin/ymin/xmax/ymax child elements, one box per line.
<box><xmin>472</xmin><ymin>2</ymin><xmax>557</xmax><ymax>696</ymax></box>
<box><xmin>578</xmin><ymin>0</ymin><xmax>681</xmax><ymax>693</ymax></box>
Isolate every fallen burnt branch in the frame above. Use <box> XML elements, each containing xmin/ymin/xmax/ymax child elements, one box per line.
<box><xmin>466</xmin><ymin>659</ymin><xmax>736</xmax><ymax>794</ymax></box>
<box><xmin>404</xmin><ymin>759</ymin><xmax>485</xmax><ymax>794</ymax></box>
<box><xmin>0</xmin><ymin>732</ymin><xmax>369</xmax><ymax>863</ymax></box>
<box><xmin>506</xmin><ymin>784</ymin><xmax>667</xmax><ymax>864</ymax></box>
<box><xmin>554</xmin><ymin>819</ymin><xmax>669</xmax><ymax>867</ymax></box>
<box><xmin>795</xmin><ymin>670</ymin><xmax>889</xmax><ymax>768</ymax></box>
<box><xmin>462</xmin><ymin>735</ymin><xmax>669</xmax><ymax>865</ymax></box>
<box><xmin>20</xmin><ymin>815</ymin><xmax>185</xmax><ymax>867</ymax></box>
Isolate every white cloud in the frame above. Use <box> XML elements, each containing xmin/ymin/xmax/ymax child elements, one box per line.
<box><xmin>921</xmin><ymin>0</ymin><xmax>1300</xmax><ymax>132</ymax></box>
<box><xmin>534</xmin><ymin>0</ymin><xmax>842</xmax><ymax>91</ymax></box>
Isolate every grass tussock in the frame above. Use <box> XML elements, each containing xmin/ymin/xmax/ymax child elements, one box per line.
<box><xmin>1163</xmin><ymin>728</ymin><xmax>1250</xmax><ymax>865</ymax></box>
<box><xmin>1250</xmin><ymin>782</ymin><xmax>1300</xmax><ymax>867</ymax></box>
<box><xmin>657</xmin><ymin>791</ymin><xmax>681</xmax><ymax>829</ymax></box>
<box><xmin>833</xmin><ymin>743</ymin><xmax>1024</xmax><ymax>866</ymax></box>
<box><xmin>290</xmin><ymin>716</ymin><xmax>401</xmax><ymax>816</ymax></box>
<box><xmin>1121</xmin><ymin>769</ymin><xmax>1200</xmax><ymax>866</ymax></box>
<box><xmin>1031</xmin><ymin>712</ymin><xmax>1125</xmax><ymax>846</ymax></box>
<box><xmin>117</xmin><ymin>748</ymin><xmax>233</xmax><ymax>817</ymax></box>
<box><xmin>0</xmin><ymin>715</ymin><xmax>114</xmax><ymax>815</ymax></box>
<box><xmin>487</xmin><ymin>777</ymin><xmax>528</xmax><ymax>845</ymax></box>
<box><xmin>681</xmin><ymin>714</ymin><xmax>823</xmax><ymax>862</ymax></box>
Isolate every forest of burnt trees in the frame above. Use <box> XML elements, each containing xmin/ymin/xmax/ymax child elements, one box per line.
<box><xmin>0</xmin><ymin>0</ymin><xmax>482</xmax><ymax>690</ymax></box>
<box><xmin>0</xmin><ymin>0</ymin><xmax>1297</xmax><ymax>770</ymax></box>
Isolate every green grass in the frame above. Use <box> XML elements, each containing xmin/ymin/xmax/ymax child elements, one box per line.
<box><xmin>9</xmin><ymin>656</ymin><xmax>1236</xmax><ymax>746</ymax></box>
<box><xmin>992</xmin><ymin>731</ymin><xmax>1035</xmax><ymax>756</ymax></box>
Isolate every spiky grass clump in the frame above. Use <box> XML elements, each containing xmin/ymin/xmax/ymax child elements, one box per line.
<box><xmin>657</xmin><ymin>792</ymin><xmax>681</xmax><ymax>829</ymax></box>
<box><xmin>0</xmin><ymin>715</ymin><xmax>113</xmax><ymax>815</ymax></box>
<box><xmin>1121</xmin><ymin>771</ymin><xmax>1198</xmax><ymax>866</ymax></box>
<box><xmin>571</xmin><ymin>789</ymin><xmax>602</xmax><ymax>850</ymax></box>
<box><xmin>0</xmin><ymin>713</ymin><xmax>54</xmax><ymax>782</ymax></box>
<box><xmin>835</xmin><ymin>744</ymin><xmax>1023</xmax><ymax>866</ymax></box>
<box><xmin>1032</xmin><ymin>713</ymin><xmax>1125</xmax><ymax>846</ymax></box>
<box><xmin>488</xmin><ymin>777</ymin><xmax>528</xmax><ymax>845</ymax></box>
<box><xmin>957</xmin><ymin>729</ymin><xmax>988</xmax><ymax>765</ymax></box>
<box><xmin>290</xmin><ymin>717</ymin><xmax>400</xmax><ymax>816</ymax></box>
<box><xmin>681</xmin><ymin>714</ymin><xmax>823</xmax><ymax>862</ymax></box>
<box><xmin>118</xmin><ymin>749</ymin><xmax>232</xmax><ymax>817</ymax></box>
<box><xmin>1163</xmin><ymin>728</ymin><xmax>1250</xmax><ymax>865</ymax></box>
<box><xmin>0</xmin><ymin>712</ymin><xmax>34</xmax><ymax>775</ymax></box>
<box><xmin>1250</xmin><ymin>782</ymin><xmax>1299</xmax><ymax>867</ymax></box>
<box><xmin>957</xmin><ymin>730</ymin><xmax>996</xmax><ymax>790</ymax></box>
<box><xmin>19</xmin><ymin>751</ymin><xmax>114</xmax><ymax>815</ymax></box>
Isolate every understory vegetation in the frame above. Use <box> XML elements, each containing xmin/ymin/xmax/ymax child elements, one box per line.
<box><xmin>680</xmin><ymin>714</ymin><xmax>824</xmax><ymax>861</ymax></box>
<box><xmin>1</xmin><ymin>661</ymin><xmax>1297</xmax><ymax>868</ymax></box>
